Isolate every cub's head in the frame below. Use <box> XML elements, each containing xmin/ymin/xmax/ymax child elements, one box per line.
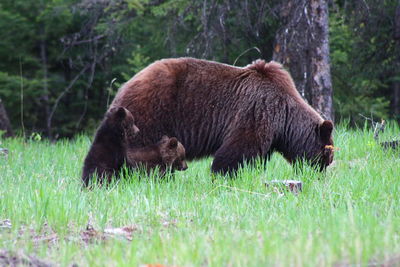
<box><xmin>309</xmin><ymin>120</ymin><xmax>334</xmax><ymax>170</ymax></box>
<box><xmin>158</xmin><ymin>136</ymin><xmax>188</xmax><ymax>172</ymax></box>
<box><xmin>105</xmin><ymin>106</ymin><xmax>139</xmax><ymax>142</ymax></box>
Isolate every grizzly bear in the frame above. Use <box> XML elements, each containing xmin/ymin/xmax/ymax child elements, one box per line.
<box><xmin>82</xmin><ymin>108</ymin><xmax>188</xmax><ymax>186</ymax></box>
<box><xmin>81</xmin><ymin>106</ymin><xmax>139</xmax><ymax>186</ymax></box>
<box><xmin>109</xmin><ymin>58</ymin><xmax>334</xmax><ymax>174</ymax></box>
<box><xmin>126</xmin><ymin>135</ymin><xmax>188</xmax><ymax>176</ymax></box>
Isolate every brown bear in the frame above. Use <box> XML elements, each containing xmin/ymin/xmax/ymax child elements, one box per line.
<box><xmin>110</xmin><ymin>58</ymin><xmax>334</xmax><ymax>174</ymax></box>
<box><xmin>126</xmin><ymin>135</ymin><xmax>188</xmax><ymax>176</ymax></box>
<box><xmin>82</xmin><ymin>108</ymin><xmax>188</xmax><ymax>186</ymax></box>
<box><xmin>81</xmin><ymin>106</ymin><xmax>139</xmax><ymax>186</ymax></box>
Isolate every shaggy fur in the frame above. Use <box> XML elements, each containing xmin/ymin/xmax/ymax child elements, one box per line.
<box><xmin>81</xmin><ymin>107</ymin><xmax>139</xmax><ymax>186</ymax></box>
<box><xmin>126</xmin><ymin>135</ymin><xmax>188</xmax><ymax>176</ymax></box>
<box><xmin>111</xmin><ymin>57</ymin><xmax>334</xmax><ymax>174</ymax></box>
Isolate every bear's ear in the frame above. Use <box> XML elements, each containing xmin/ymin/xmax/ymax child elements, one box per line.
<box><xmin>161</xmin><ymin>135</ymin><xmax>169</xmax><ymax>142</ymax></box>
<box><xmin>319</xmin><ymin>120</ymin><xmax>333</xmax><ymax>142</ymax></box>
<box><xmin>168</xmin><ymin>137</ymin><xmax>178</xmax><ymax>149</ymax></box>
<box><xmin>115</xmin><ymin>107</ymin><xmax>126</xmax><ymax>120</ymax></box>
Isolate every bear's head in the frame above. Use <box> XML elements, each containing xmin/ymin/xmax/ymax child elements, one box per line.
<box><xmin>281</xmin><ymin>120</ymin><xmax>334</xmax><ymax>171</ymax></box>
<box><xmin>104</xmin><ymin>106</ymin><xmax>139</xmax><ymax>143</ymax></box>
<box><xmin>158</xmin><ymin>135</ymin><xmax>188</xmax><ymax>172</ymax></box>
<box><xmin>309</xmin><ymin>120</ymin><xmax>334</xmax><ymax>170</ymax></box>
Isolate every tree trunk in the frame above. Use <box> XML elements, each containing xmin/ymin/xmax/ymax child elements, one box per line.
<box><xmin>0</xmin><ymin>98</ymin><xmax>14</xmax><ymax>138</ymax></box>
<box><xmin>395</xmin><ymin>0</ymin><xmax>400</xmax><ymax>40</ymax></box>
<box><xmin>272</xmin><ymin>0</ymin><xmax>334</xmax><ymax>121</ymax></box>
<box><xmin>393</xmin><ymin>0</ymin><xmax>400</xmax><ymax>121</ymax></box>
<box><xmin>394</xmin><ymin>83</ymin><xmax>400</xmax><ymax>119</ymax></box>
<box><xmin>40</xmin><ymin>25</ymin><xmax>52</xmax><ymax>139</ymax></box>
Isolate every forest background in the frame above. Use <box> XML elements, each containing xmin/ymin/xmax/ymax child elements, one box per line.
<box><xmin>0</xmin><ymin>0</ymin><xmax>399</xmax><ymax>139</ymax></box>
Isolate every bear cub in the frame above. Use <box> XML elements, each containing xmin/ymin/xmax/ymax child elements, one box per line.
<box><xmin>82</xmin><ymin>106</ymin><xmax>139</xmax><ymax>186</ymax></box>
<box><xmin>126</xmin><ymin>135</ymin><xmax>188</xmax><ymax>176</ymax></box>
<box><xmin>82</xmin><ymin>107</ymin><xmax>187</xmax><ymax>187</ymax></box>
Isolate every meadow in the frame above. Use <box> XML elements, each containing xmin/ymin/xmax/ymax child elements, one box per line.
<box><xmin>0</xmin><ymin>123</ymin><xmax>399</xmax><ymax>267</ymax></box>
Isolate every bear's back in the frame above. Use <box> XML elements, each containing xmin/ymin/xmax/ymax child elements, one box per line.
<box><xmin>110</xmin><ymin>57</ymin><xmax>323</xmax><ymax>159</ymax></box>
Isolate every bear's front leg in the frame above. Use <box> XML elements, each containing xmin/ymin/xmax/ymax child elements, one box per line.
<box><xmin>211</xmin><ymin>133</ymin><xmax>263</xmax><ymax>175</ymax></box>
<box><xmin>82</xmin><ymin>163</ymin><xmax>119</xmax><ymax>187</ymax></box>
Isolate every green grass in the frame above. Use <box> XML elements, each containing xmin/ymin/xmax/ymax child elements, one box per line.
<box><xmin>0</xmin><ymin>123</ymin><xmax>399</xmax><ymax>266</ymax></box>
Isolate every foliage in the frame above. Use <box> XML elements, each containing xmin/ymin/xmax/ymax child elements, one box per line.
<box><xmin>0</xmin><ymin>0</ymin><xmax>399</xmax><ymax>138</ymax></box>
<box><xmin>330</xmin><ymin>0</ymin><xmax>398</xmax><ymax>124</ymax></box>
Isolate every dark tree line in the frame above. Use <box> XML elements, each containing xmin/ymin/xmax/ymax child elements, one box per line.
<box><xmin>0</xmin><ymin>0</ymin><xmax>399</xmax><ymax>139</ymax></box>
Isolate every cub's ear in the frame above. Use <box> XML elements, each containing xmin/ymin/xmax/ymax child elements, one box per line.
<box><xmin>161</xmin><ymin>135</ymin><xmax>169</xmax><ymax>142</ymax></box>
<box><xmin>319</xmin><ymin>120</ymin><xmax>333</xmax><ymax>142</ymax></box>
<box><xmin>107</xmin><ymin>106</ymin><xmax>126</xmax><ymax>120</ymax></box>
<box><xmin>168</xmin><ymin>137</ymin><xmax>178</xmax><ymax>149</ymax></box>
<box><xmin>115</xmin><ymin>107</ymin><xmax>127</xmax><ymax>120</ymax></box>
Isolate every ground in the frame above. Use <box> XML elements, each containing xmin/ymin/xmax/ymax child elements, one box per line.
<box><xmin>0</xmin><ymin>123</ymin><xmax>399</xmax><ymax>266</ymax></box>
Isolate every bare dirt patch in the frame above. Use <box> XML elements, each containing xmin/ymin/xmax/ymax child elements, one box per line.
<box><xmin>0</xmin><ymin>250</ymin><xmax>54</xmax><ymax>267</ymax></box>
<box><xmin>80</xmin><ymin>223</ymin><xmax>139</xmax><ymax>243</ymax></box>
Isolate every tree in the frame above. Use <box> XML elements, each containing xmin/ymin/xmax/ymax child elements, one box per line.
<box><xmin>0</xmin><ymin>0</ymin><xmax>398</xmax><ymax>138</ymax></box>
<box><xmin>0</xmin><ymin>0</ymin><xmax>144</xmax><ymax>138</ymax></box>
<box><xmin>146</xmin><ymin>0</ymin><xmax>280</xmax><ymax>64</ymax></box>
<box><xmin>394</xmin><ymin>0</ymin><xmax>400</xmax><ymax>120</ymax></box>
<box><xmin>0</xmin><ymin>98</ymin><xmax>13</xmax><ymax>138</ymax></box>
<box><xmin>330</xmin><ymin>0</ymin><xmax>397</xmax><ymax>124</ymax></box>
<box><xmin>272</xmin><ymin>0</ymin><xmax>334</xmax><ymax>121</ymax></box>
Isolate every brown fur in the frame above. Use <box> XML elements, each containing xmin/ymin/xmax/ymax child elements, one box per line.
<box><xmin>126</xmin><ymin>136</ymin><xmax>188</xmax><ymax>176</ymax></box>
<box><xmin>82</xmin><ymin>108</ymin><xmax>187</xmax><ymax>186</ymax></box>
<box><xmin>81</xmin><ymin>107</ymin><xmax>139</xmax><ymax>186</ymax></box>
<box><xmin>111</xmin><ymin>57</ymin><xmax>334</xmax><ymax>174</ymax></box>
<box><xmin>246</xmin><ymin>60</ymin><xmax>297</xmax><ymax>95</ymax></box>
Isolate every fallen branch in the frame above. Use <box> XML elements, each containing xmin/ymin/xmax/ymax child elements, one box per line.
<box><xmin>373</xmin><ymin>119</ymin><xmax>386</xmax><ymax>141</ymax></box>
<box><xmin>358</xmin><ymin>114</ymin><xmax>399</xmax><ymax>151</ymax></box>
<box><xmin>380</xmin><ymin>140</ymin><xmax>400</xmax><ymax>150</ymax></box>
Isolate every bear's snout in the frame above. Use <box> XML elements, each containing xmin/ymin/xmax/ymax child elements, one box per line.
<box><xmin>132</xmin><ymin>125</ymin><xmax>140</xmax><ymax>135</ymax></box>
<box><xmin>180</xmin><ymin>161</ymin><xmax>188</xmax><ymax>171</ymax></box>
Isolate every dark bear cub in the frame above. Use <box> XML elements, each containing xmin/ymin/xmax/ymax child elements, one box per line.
<box><xmin>82</xmin><ymin>107</ymin><xmax>187</xmax><ymax>186</ymax></box>
<box><xmin>126</xmin><ymin>135</ymin><xmax>188</xmax><ymax>176</ymax></box>
<box><xmin>81</xmin><ymin>107</ymin><xmax>139</xmax><ymax>186</ymax></box>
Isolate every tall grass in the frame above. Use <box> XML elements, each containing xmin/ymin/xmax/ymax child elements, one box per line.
<box><xmin>0</xmin><ymin>123</ymin><xmax>399</xmax><ymax>266</ymax></box>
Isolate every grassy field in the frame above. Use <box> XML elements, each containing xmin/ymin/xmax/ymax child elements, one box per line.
<box><xmin>0</xmin><ymin>123</ymin><xmax>399</xmax><ymax>267</ymax></box>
